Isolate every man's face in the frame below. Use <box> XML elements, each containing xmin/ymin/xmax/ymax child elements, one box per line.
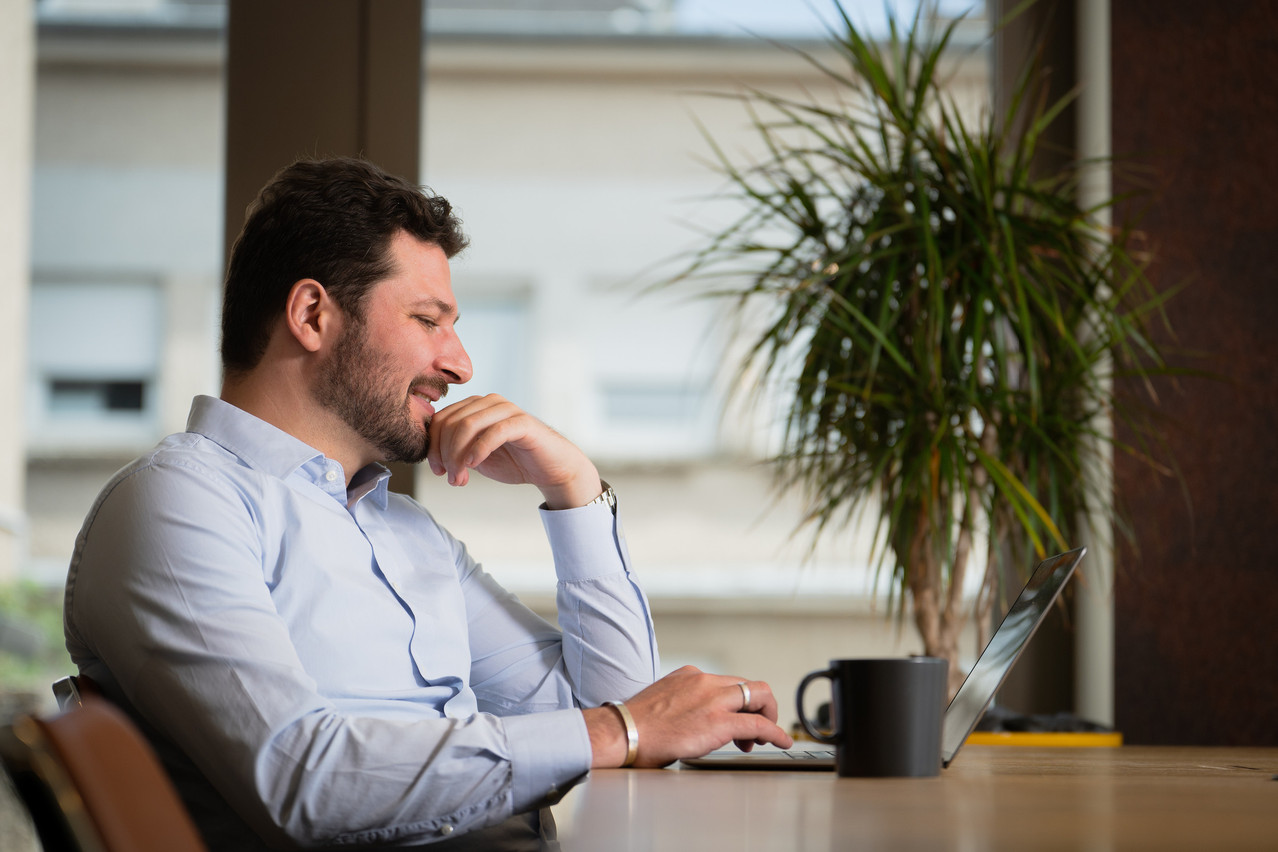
<box><xmin>314</xmin><ymin>232</ymin><xmax>472</xmax><ymax>466</ymax></box>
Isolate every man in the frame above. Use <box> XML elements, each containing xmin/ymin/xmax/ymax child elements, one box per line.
<box><xmin>64</xmin><ymin>157</ymin><xmax>792</xmax><ymax>850</ymax></box>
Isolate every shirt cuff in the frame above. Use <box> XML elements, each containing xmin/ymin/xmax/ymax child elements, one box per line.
<box><xmin>538</xmin><ymin>500</ymin><xmax>628</xmax><ymax>583</ymax></box>
<box><xmin>504</xmin><ymin>708</ymin><xmax>593</xmax><ymax>813</ymax></box>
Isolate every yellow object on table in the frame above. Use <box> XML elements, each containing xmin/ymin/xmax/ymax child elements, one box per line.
<box><xmin>965</xmin><ymin>731</ymin><xmax>1124</xmax><ymax>747</ymax></box>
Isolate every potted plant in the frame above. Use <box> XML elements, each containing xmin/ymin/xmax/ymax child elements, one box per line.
<box><xmin>669</xmin><ymin>3</ymin><xmax>1175</xmax><ymax>694</ymax></box>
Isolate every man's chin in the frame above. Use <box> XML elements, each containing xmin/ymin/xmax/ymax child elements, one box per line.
<box><xmin>382</xmin><ymin>434</ymin><xmax>431</xmax><ymax>466</ymax></box>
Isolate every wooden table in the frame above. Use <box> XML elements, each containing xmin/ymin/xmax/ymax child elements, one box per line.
<box><xmin>552</xmin><ymin>745</ymin><xmax>1278</xmax><ymax>850</ymax></box>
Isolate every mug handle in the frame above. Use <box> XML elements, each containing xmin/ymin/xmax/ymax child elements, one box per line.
<box><xmin>796</xmin><ymin>667</ymin><xmax>839</xmax><ymax>744</ymax></box>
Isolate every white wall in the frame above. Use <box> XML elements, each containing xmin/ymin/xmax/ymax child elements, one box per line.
<box><xmin>24</xmin><ymin>38</ymin><xmax>224</xmax><ymax>578</ymax></box>
<box><xmin>0</xmin><ymin>0</ymin><xmax>36</xmax><ymax>581</ymax></box>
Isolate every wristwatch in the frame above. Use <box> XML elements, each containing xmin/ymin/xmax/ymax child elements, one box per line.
<box><xmin>590</xmin><ymin>481</ymin><xmax>618</xmax><ymax>515</ymax></box>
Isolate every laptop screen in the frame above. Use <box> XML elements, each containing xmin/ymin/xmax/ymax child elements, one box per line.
<box><xmin>939</xmin><ymin>547</ymin><xmax>1086</xmax><ymax>766</ymax></box>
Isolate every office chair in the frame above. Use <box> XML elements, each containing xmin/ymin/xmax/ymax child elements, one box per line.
<box><xmin>0</xmin><ymin>679</ymin><xmax>207</xmax><ymax>852</ymax></box>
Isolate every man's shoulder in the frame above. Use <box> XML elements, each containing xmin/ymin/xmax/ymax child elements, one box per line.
<box><xmin>68</xmin><ymin>432</ymin><xmax>266</xmax><ymax>582</ymax></box>
<box><xmin>90</xmin><ymin>431</ymin><xmax>261</xmax><ymax>515</ymax></box>
<box><xmin>121</xmin><ymin>430</ymin><xmax>244</xmax><ymax>480</ymax></box>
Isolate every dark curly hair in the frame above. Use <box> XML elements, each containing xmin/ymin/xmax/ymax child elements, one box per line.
<box><xmin>220</xmin><ymin>157</ymin><xmax>469</xmax><ymax>376</ymax></box>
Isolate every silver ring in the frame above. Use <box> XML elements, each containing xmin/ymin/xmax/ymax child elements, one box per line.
<box><xmin>737</xmin><ymin>681</ymin><xmax>751</xmax><ymax>711</ymax></box>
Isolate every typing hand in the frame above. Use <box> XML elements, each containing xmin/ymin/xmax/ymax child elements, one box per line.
<box><xmin>426</xmin><ymin>394</ymin><xmax>603</xmax><ymax>509</ymax></box>
<box><xmin>584</xmin><ymin>666</ymin><xmax>795</xmax><ymax>769</ymax></box>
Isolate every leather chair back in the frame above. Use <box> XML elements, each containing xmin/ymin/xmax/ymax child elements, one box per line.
<box><xmin>1</xmin><ymin>685</ymin><xmax>206</xmax><ymax>852</ymax></box>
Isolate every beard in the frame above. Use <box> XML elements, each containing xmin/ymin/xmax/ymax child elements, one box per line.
<box><xmin>313</xmin><ymin>320</ymin><xmax>445</xmax><ymax>465</ymax></box>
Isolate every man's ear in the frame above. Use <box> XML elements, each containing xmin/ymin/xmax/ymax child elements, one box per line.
<box><xmin>283</xmin><ymin>279</ymin><xmax>337</xmax><ymax>353</ymax></box>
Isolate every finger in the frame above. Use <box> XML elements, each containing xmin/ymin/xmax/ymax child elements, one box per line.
<box><xmin>453</xmin><ymin>412</ymin><xmax>528</xmax><ymax>472</ymax></box>
<box><xmin>725</xmin><ymin>712</ymin><xmax>794</xmax><ymax>751</ymax></box>
<box><xmin>728</xmin><ymin>680</ymin><xmax>751</xmax><ymax>713</ymax></box>
<box><xmin>723</xmin><ymin>678</ymin><xmax>779</xmax><ymax>724</ymax></box>
<box><xmin>429</xmin><ymin>395</ymin><xmax>518</xmax><ymax>483</ymax></box>
<box><xmin>430</xmin><ymin>393</ymin><xmax>508</xmax><ymax>430</ymax></box>
<box><xmin>425</xmin><ymin>394</ymin><xmax>489</xmax><ymax>475</ymax></box>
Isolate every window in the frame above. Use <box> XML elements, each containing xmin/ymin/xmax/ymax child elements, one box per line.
<box><xmin>449</xmin><ymin>287</ymin><xmax>534</xmax><ymax>408</ymax></box>
<box><xmin>48</xmin><ymin>379</ymin><xmax>147</xmax><ymax>414</ymax></box>
<box><xmin>27</xmin><ymin>279</ymin><xmax>162</xmax><ymax>454</ymax></box>
<box><xmin>582</xmin><ymin>286</ymin><xmax>720</xmax><ymax>460</ymax></box>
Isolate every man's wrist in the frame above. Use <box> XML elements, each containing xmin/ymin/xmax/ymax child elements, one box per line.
<box><xmin>583</xmin><ymin>705</ymin><xmax>632</xmax><ymax>768</ymax></box>
<box><xmin>585</xmin><ymin>481</ymin><xmax>617</xmax><ymax>514</ymax></box>
<box><xmin>539</xmin><ymin>468</ymin><xmax>608</xmax><ymax>511</ymax></box>
<box><xmin>603</xmin><ymin>701</ymin><xmax>638</xmax><ymax>767</ymax></box>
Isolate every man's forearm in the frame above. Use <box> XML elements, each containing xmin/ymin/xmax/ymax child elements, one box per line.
<box><xmin>543</xmin><ymin>495</ymin><xmax>659</xmax><ymax>704</ymax></box>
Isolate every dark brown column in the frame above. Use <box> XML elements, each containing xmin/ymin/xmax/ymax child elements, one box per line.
<box><xmin>1111</xmin><ymin>0</ymin><xmax>1278</xmax><ymax>745</ymax></box>
<box><xmin>223</xmin><ymin>0</ymin><xmax>424</xmax><ymax>494</ymax></box>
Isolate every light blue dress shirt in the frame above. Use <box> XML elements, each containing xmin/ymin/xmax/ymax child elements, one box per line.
<box><xmin>64</xmin><ymin>395</ymin><xmax>658</xmax><ymax>848</ymax></box>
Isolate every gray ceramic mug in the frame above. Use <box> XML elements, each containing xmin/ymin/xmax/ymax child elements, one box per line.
<box><xmin>796</xmin><ymin>657</ymin><xmax>948</xmax><ymax>777</ymax></box>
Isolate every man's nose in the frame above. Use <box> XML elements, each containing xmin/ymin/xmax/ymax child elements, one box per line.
<box><xmin>439</xmin><ymin>333</ymin><xmax>472</xmax><ymax>384</ymax></box>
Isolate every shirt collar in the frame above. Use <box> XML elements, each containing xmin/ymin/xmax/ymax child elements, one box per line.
<box><xmin>185</xmin><ymin>395</ymin><xmax>393</xmax><ymax>507</ymax></box>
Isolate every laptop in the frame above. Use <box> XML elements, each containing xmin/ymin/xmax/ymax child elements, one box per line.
<box><xmin>681</xmin><ymin>546</ymin><xmax>1086</xmax><ymax>771</ymax></box>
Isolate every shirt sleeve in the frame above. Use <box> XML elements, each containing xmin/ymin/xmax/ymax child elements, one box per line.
<box><xmin>542</xmin><ymin>498</ymin><xmax>661</xmax><ymax>704</ymax></box>
<box><xmin>460</xmin><ymin>496</ymin><xmax>659</xmax><ymax>713</ymax></box>
<box><xmin>64</xmin><ymin>460</ymin><xmax>593</xmax><ymax>848</ymax></box>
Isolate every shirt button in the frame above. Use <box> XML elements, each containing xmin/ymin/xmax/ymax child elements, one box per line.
<box><xmin>325</xmin><ymin>470</ymin><xmax>338</xmax><ymax>482</ymax></box>
<box><xmin>439</xmin><ymin>824</ymin><xmax>454</xmax><ymax>836</ymax></box>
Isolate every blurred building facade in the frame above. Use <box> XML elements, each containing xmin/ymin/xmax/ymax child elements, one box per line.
<box><xmin>15</xmin><ymin>0</ymin><xmax>989</xmax><ymax>720</ymax></box>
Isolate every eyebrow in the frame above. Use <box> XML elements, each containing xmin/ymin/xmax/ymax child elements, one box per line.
<box><xmin>411</xmin><ymin>297</ymin><xmax>459</xmax><ymax>320</ymax></box>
